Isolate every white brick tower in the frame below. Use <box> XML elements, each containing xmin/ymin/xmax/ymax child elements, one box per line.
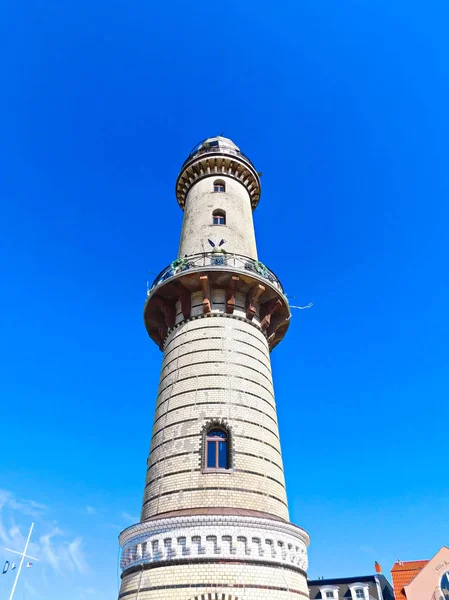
<box><xmin>118</xmin><ymin>137</ymin><xmax>310</xmax><ymax>600</ymax></box>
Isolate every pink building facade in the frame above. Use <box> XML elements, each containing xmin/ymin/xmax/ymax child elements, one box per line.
<box><xmin>392</xmin><ymin>547</ymin><xmax>449</xmax><ymax>600</ymax></box>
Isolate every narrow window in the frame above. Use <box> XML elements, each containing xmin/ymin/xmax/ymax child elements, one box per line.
<box><xmin>213</xmin><ymin>180</ymin><xmax>225</xmax><ymax>193</ymax></box>
<box><xmin>355</xmin><ymin>590</ymin><xmax>365</xmax><ymax>599</ymax></box>
<box><xmin>206</xmin><ymin>429</ymin><xmax>228</xmax><ymax>469</ymax></box>
<box><xmin>325</xmin><ymin>593</ymin><xmax>335</xmax><ymax>599</ymax></box>
<box><xmin>212</xmin><ymin>209</ymin><xmax>226</xmax><ymax>225</ymax></box>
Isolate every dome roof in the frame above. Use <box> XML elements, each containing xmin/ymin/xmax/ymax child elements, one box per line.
<box><xmin>198</xmin><ymin>136</ymin><xmax>240</xmax><ymax>151</ymax></box>
<box><xmin>177</xmin><ymin>135</ymin><xmax>261</xmax><ymax>210</ymax></box>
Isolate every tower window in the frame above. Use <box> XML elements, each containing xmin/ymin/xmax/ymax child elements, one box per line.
<box><xmin>213</xmin><ymin>180</ymin><xmax>225</xmax><ymax>193</ymax></box>
<box><xmin>212</xmin><ymin>209</ymin><xmax>226</xmax><ymax>225</ymax></box>
<box><xmin>205</xmin><ymin>429</ymin><xmax>228</xmax><ymax>469</ymax></box>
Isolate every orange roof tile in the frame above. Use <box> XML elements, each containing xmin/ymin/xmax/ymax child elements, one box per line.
<box><xmin>391</xmin><ymin>560</ymin><xmax>429</xmax><ymax>599</ymax></box>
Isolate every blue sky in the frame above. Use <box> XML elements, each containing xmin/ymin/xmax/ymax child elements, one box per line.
<box><xmin>1</xmin><ymin>1</ymin><xmax>448</xmax><ymax>598</ymax></box>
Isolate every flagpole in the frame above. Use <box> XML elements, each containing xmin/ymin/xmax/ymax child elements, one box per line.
<box><xmin>8</xmin><ymin>522</ymin><xmax>34</xmax><ymax>600</ymax></box>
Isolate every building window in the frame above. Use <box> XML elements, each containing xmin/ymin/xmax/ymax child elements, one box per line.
<box><xmin>212</xmin><ymin>209</ymin><xmax>226</xmax><ymax>225</ymax></box>
<box><xmin>205</xmin><ymin>429</ymin><xmax>228</xmax><ymax>469</ymax></box>
<box><xmin>441</xmin><ymin>570</ymin><xmax>449</xmax><ymax>596</ymax></box>
<box><xmin>213</xmin><ymin>180</ymin><xmax>225</xmax><ymax>193</ymax></box>
<box><xmin>348</xmin><ymin>582</ymin><xmax>369</xmax><ymax>600</ymax></box>
<box><xmin>319</xmin><ymin>587</ymin><xmax>339</xmax><ymax>600</ymax></box>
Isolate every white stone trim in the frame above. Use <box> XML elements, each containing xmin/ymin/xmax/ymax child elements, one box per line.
<box><xmin>319</xmin><ymin>584</ymin><xmax>339</xmax><ymax>599</ymax></box>
<box><xmin>375</xmin><ymin>576</ymin><xmax>384</xmax><ymax>600</ymax></box>
<box><xmin>119</xmin><ymin>515</ymin><xmax>309</xmax><ymax>574</ymax></box>
<box><xmin>348</xmin><ymin>582</ymin><xmax>370</xmax><ymax>600</ymax></box>
<box><xmin>188</xmin><ymin>596</ymin><xmax>241</xmax><ymax>600</ymax></box>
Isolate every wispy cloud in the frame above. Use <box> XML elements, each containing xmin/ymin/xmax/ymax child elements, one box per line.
<box><xmin>39</xmin><ymin>528</ymin><xmax>63</xmax><ymax>572</ymax></box>
<box><xmin>24</xmin><ymin>581</ymin><xmax>42</xmax><ymax>598</ymax></box>
<box><xmin>85</xmin><ymin>506</ymin><xmax>96</xmax><ymax>515</ymax></box>
<box><xmin>0</xmin><ymin>489</ymin><xmax>90</xmax><ymax>576</ymax></box>
<box><xmin>121</xmin><ymin>512</ymin><xmax>138</xmax><ymax>523</ymax></box>
<box><xmin>81</xmin><ymin>587</ymin><xmax>97</xmax><ymax>596</ymax></box>
<box><xmin>68</xmin><ymin>538</ymin><xmax>89</xmax><ymax>574</ymax></box>
<box><xmin>0</xmin><ymin>490</ymin><xmax>47</xmax><ymax>519</ymax></box>
<box><xmin>103</xmin><ymin>522</ymin><xmax>122</xmax><ymax>533</ymax></box>
<box><xmin>39</xmin><ymin>529</ymin><xmax>90</xmax><ymax>575</ymax></box>
<box><xmin>360</xmin><ymin>544</ymin><xmax>377</xmax><ymax>556</ymax></box>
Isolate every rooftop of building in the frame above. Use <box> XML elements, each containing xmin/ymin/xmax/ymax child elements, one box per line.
<box><xmin>391</xmin><ymin>559</ymin><xmax>430</xmax><ymax>572</ymax></box>
<box><xmin>308</xmin><ymin>574</ymin><xmax>385</xmax><ymax>586</ymax></box>
<box><xmin>308</xmin><ymin>572</ymin><xmax>395</xmax><ymax>600</ymax></box>
<box><xmin>390</xmin><ymin>559</ymin><xmax>429</xmax><ymax>599</ymax></box>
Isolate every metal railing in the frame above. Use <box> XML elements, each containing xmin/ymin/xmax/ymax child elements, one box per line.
<box><xmin>148</xmin><ymin>252</ymin><xmax>283</xmax><ymax>295</ymax></box>
<box><xmin>181</xmin><ymin>144</ymin><xmax>256</xmax><ymax>170</ymax></box>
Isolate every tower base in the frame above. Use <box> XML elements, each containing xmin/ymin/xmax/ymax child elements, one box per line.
<box><xmin>118</xmin><ymin>512</ymin><xmax>310</xmax><ymax>599</ymax></box>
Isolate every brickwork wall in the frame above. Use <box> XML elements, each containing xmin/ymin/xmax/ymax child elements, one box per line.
<box><xmin>141</xmin><ymin>291</ymin><xmax>289</xmax><ymax>522</ymax></box>
<box><xmin>119</xmin><ymin>562</ymin><xmax>309</xmax><ymax>600</ymax></box>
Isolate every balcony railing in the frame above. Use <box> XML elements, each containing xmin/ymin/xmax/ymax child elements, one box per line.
<box><xmin>148</xmin><ymin>252</ymin><xmax>284</xmax><ymax>295</ymax></box>
<box><xmin>181</xmin><ymin>143</ymin><xmax>256</xmax><ymax>170</ymax></box>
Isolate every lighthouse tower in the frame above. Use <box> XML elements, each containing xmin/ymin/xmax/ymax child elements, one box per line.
<box><xmin>118</xmin><ymin>137</ymin><xmax>310</xmax><ymax>600</ymax></box>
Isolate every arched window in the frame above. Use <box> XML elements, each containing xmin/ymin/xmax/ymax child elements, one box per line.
<box><xmin>320</xmin><ymin>586</ymin><xmax>339</xmax><ymax>599</ymax></box>
<box><xmin>441</xmin><ymin>571</ymin><xmax>449</xmax><ymax>596</ymax></box>
<box><xmin>205</xmin><ymin>428</ymin><xmax>228</xmax><ymax>469</ymax></box>
<box><xmin>349</xmin><ymin>583</ymin><xmax>368</xmax><ymax>600</ymax></box>
<box><xmin>212</xmin><ymin>209</ymin><xmax>226</xmax><ymax>225</ymax></box>
<box><xmin>213</xmin><ymin>180</ymin><xmax>225</xmax><ymax>192</ymax></box>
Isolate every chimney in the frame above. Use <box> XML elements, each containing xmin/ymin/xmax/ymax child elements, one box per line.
<box><xmin>375</xmin><ymin>561</ymin><xmax>382</xmax><ymax>573</ymax></box>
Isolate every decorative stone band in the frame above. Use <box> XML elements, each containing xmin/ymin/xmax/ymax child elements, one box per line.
<box><xmin>176</xmin><ymin>147</ymin><xmax>261</xmax><ymax>209</ymax></box>
<box><xmin>188</xmin><ymin>595</ymin><xmax>241</xmax><ymax>600</ymax></box>
<box><xmin>119</xmin><ymin>514</ymin><xmax>309</xmax><ymax>575</ymax></box>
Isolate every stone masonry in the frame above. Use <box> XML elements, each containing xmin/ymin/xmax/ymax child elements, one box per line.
<box><xmin>117</xmin><ymin>136</ymin><xmax>310</xmax><ymax>600</ymax></box>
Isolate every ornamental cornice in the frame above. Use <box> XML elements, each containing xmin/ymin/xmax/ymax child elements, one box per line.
<box><xmin>119</xmin><ymin>514</ymin><xmax>309</xmax><ymax>574</ymax></box>
<box><xmin>187</xmin><ymin>596</ymin><xmax>241</xmax><ymax>600</ymax></box>
<box><xmin>175</xmin><ymin>152</ymin><xmax>261</xmax><ymax>210</ymax></box>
